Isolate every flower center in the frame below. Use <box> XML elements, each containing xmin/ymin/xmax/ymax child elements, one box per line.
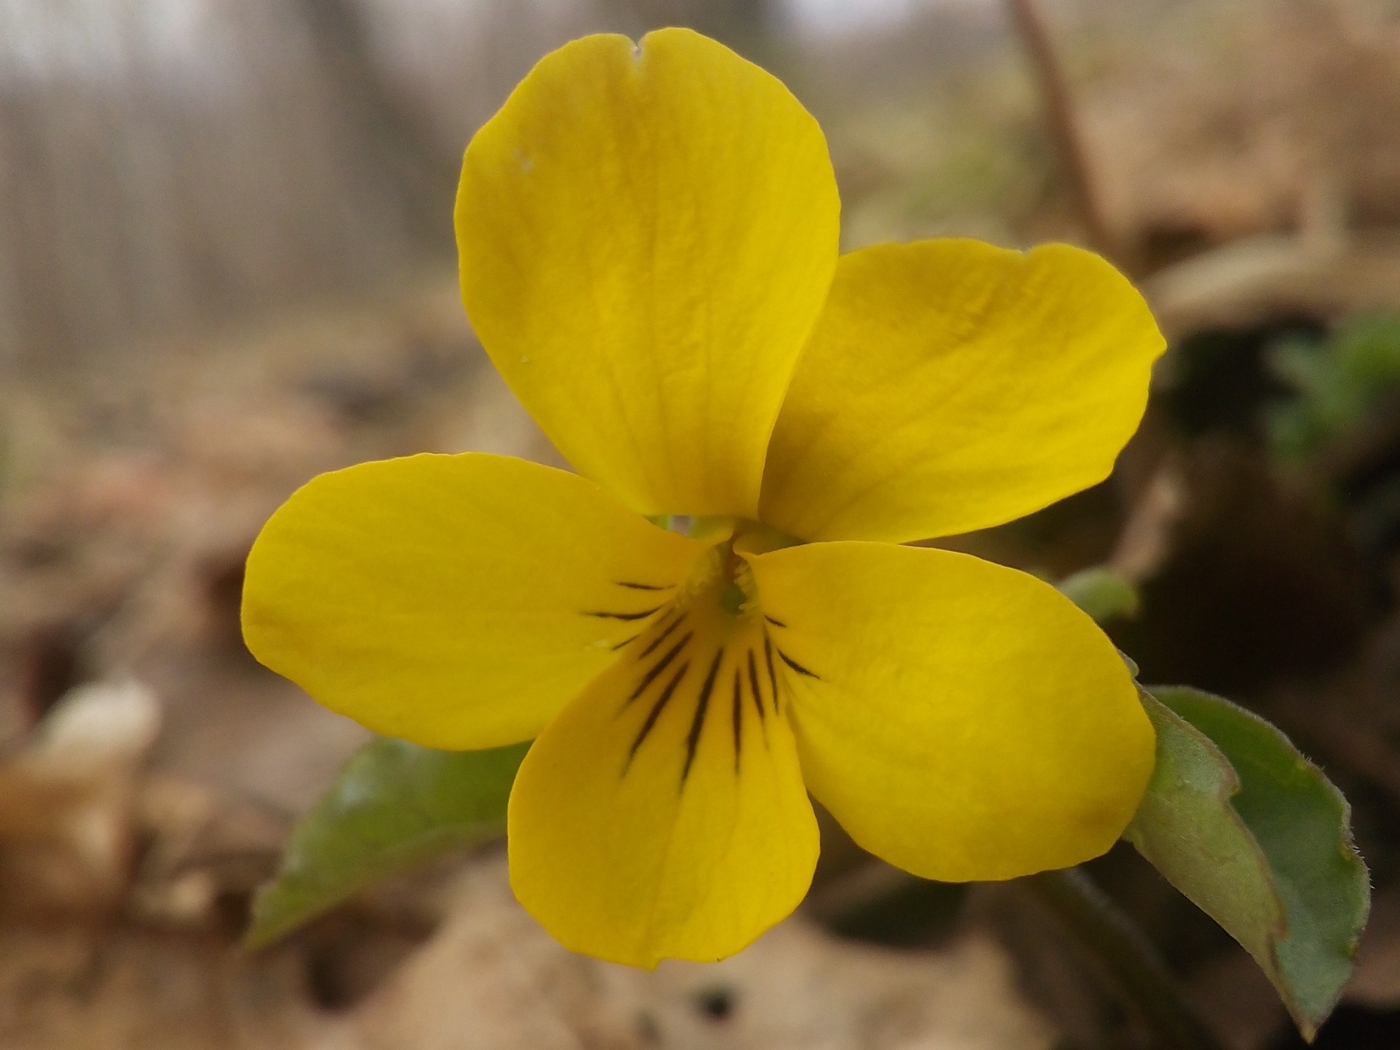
<box><xmin>598</xmin><ymin>519</ymin><xmax>809</xmax><ymax>789</ymax></box>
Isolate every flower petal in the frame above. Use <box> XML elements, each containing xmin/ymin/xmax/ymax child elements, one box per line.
<box><xmin>759</xmin><ymin>240</ymin><xmax>1165</xmax><ymax>542</ymax></box>
<box><xmin>241</xmin><ymin>453</ymin><xmax>708</xmax><ymax>750</ymax></box>
<box><xmin>508</xmin><ymin>606</ymin><xmax>818</xmax><ymax>967</ymax></box>
<box><xmin>457</xmin><ymin>29</ymin><xmax>840</xmax><ymax>519</ymax></box>
<box><xmin>744</xmin><ymin>541</ymin><xmax>1154</xmax><ymax>882</ymax></box>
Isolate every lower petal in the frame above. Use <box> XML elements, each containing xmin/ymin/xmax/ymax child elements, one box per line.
<box><xmin>745</xmin><ymin>541</ymin><xmax>1154</xmax><ymax>882</ymax></box>
<box><xmin>508</xmin><ymin>603</ymin><xmax>818</xmax><ymax>967</ymax></box>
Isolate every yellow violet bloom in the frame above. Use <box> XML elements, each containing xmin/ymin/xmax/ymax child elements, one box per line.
<box><xmin>242</xmin><ymin>29</ymin><xmax>1165</xmax><ymax>968</ymax></box>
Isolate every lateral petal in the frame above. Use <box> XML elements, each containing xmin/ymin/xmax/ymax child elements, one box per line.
<box><xmin>458</xmin><ymin>29</ymin><xmax>840</xmax><ymax>518</ymax></box>
<box><xmin>241</xmin><ymin>453</ymin><xmax>708</xmax><ymax>749</ymax></box>
<box><xmin>745</xmin><ymin>540</ymin><xmax>1154</xmax><ymax>882</ymax></box>
<box><xmin>759</xmin><ymin>240</ymin><xmax>1165</xmax><ymax>542</ymax></box>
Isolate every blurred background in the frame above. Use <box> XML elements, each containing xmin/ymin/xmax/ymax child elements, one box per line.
<box><xmin>3</xmin><ymin>0</ymin><xmax>1400</xmax><ymax>1047</ymax></box>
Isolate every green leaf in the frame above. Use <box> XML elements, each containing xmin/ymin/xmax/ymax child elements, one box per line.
<box><xmin>245</xmin><ymin>736</ymin><xmax>527</xmax><ymax>950</ymax></box>
<box><xmin>1058</xmin><ymin>566</ymin><xmax>1139</xmax><ymax>624</ymax></box>
<box><xmin>1127</xmin><ymin>686</ymin><xmax>1369</xmax><ymax>1038</ymax></box>
<box><xmin>1266</xmin><ymin>314</ymin><xmax>1400</xmax><ymax>461</ymax></box>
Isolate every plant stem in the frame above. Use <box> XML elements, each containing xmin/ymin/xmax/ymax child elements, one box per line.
<box><xmin>1026</xmin><ymin>867</ymin><xmax>1228</xmax><ymax>1050</ymax></box>
<box><xmin>1004</xmin><ymin>0</ymin><xmax>1124</xmax><ymax>268</ymax></box>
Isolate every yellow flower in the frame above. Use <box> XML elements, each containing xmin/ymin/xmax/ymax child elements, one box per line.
<box><xmin>242</xmin><ymin>29</ymin><xmax>1164</xmax><ymax>968</ymax></box>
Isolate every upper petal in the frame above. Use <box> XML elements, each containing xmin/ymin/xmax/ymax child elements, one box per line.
<box><xmin>241</xmin><ymin>453</ymin><xmax>708</xmax><ymax>750</ymax></box>
<box><xmin>758</xmin><ymin>240</ymin><xmax>1165</xmax><ymax>542</ymax></box>
<box><xmin>457</xmin><ymin>29</ymin><xmax>840</xmax><ymax>519</ymax></box>
<box><xmin>744</xmin><ymin>541</ymin><xmax>1154</xmax><ymax>882</ymax></box>
<box><xmin>508</xmin><ymin>600</ymin><xmax>818</xmax><ymax>967</ymax></box>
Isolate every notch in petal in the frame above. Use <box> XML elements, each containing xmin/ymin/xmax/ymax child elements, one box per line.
<box><xmin>458</xmin><ymin>29</ymin><xmax>840</xmax><ymax>519</ymax></box>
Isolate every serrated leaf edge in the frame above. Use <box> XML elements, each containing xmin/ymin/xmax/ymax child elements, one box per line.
<box><xmin>1128</xmin><ymin>686</ymin><xmax>1290</xmax><ymax>956</ymax></box>
<box><xmin>243</xmin><ymin>739</ymin><xmax>519</xmax><ymax>952</ymax></box>
<box><xmin>245</xmin><ymin>819</ymin><xmax>506</xmax><ymax>951</ymax></box>
<box><xmin>1148</xmin><ymin>685</ymin><xmax>1371</xmax><ymax>1039</ymax></box>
